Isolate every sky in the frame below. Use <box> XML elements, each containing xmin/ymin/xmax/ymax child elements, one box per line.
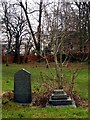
<box><xmin>0</xmin><ymin>0</ymin><xmax>89</xmax><ymax>40</ymax></box>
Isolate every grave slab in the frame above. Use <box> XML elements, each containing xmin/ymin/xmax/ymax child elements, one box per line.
<box><xmin>47</xmin><ymin>89</ymin><xmax>76</xmax><ymax>107</ymax></box>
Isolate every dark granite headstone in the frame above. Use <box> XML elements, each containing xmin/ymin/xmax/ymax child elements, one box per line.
<box><xmin>14</xmin><ymin>69</ymin><xmax>32</xmax><ymax>104</ymax></box>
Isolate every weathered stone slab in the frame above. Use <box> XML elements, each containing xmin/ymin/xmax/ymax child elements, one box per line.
<box><xmin>53</xmin><ymin>89</ymin><xmax>65</xmax><ymax>94</ymax></box>
<box><xmin>14</xmin><ymin>68</ymin><xmax>32</xmax><ymax>104</ymax></box>
<box><xmin>51</xmin><ymin>93</ymin><xmax>67</xmax><ymax>100</ymax></box>
<box><xmin>49</xmin><ymin>97</ymin><xmax>73</xmax><ymax>106</ymax></box>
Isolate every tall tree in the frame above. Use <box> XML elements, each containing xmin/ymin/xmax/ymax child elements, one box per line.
<box><xmin>1</xmin><ymin>1</ymin><xmax>13</xmax><ymax>66</ymax></box>
<box><xmin>1</xmin><ymin>1</ymin><xmax>27</xmax><ymax>64</ymax></box>
<box><xmin>75</xmin><ymin>2</ymin><xmax>90</xmax><ymax>52</ymax></box>
<box><xmin>19</xmin><ymin>0</ymin><xmax>43</xmax><ymax>54</ymax></box>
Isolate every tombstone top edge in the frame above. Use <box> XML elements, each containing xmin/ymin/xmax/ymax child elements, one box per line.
<box><xmin>14</xmin><ymin>68</ymin><xmax>31</xmax><ymax>76</ymax></box>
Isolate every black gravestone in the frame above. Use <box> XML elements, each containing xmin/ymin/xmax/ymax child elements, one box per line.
<box><xmin>14</xmin><ymin>68</ymin><xmax>32</xmax><ymax>104</ymax></box>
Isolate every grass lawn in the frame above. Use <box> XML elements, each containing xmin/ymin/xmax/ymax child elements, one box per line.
<box><xmin>2</xmin><ymin>62</ymin><xmax>89</xmax><ymax>118</ymax></box>
<box><xmin>3</xmin><ymin>102</ymin><xmax>88</xmax><ymax>118</ymax></box>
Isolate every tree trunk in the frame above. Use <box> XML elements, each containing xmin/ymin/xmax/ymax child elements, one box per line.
<box><xmin>37</xmin><ymin>0</ymin><xmax>43</xmax><ymax>62</ymax></box>
<box><xmin>14</xmin><ymin>33</ymin><xmax>20</xmax><ymax>63</ymax></box>
<box><xmin>20</xmin><ymin>1</ymin><xmax>38</xmax><ymax>51</ymax></box>
<box><xmin>6</xmin><ymin>50</ymin><xmax>9</xmax><ymax>66</ymax></box>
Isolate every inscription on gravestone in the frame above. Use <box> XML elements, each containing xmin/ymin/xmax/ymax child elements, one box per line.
<box><xmin>14</xmin><ymin>69</ymin><xmax>32</xmax><ymax>104</ymax></box>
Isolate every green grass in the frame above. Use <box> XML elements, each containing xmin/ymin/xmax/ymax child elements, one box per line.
<box><xmin>75</xmin><ymin>70</ymin><xmax>88</xmax><ymax>100</ymax></box>
<box><xmin>2</xmin><ymin>63</ymin><xmax>54</xmax><ymax>91</ymax></box>
<box><xmin>2</xmin><ymin>63</ymin><xmax>88</xmax><ymax>100</ymax></box>
<box><xmin>2</xmin><ymin>62</ymin><xmax>89</xmax><ymax>118</ymax></box>
<box><xmin>2</xmin><ymin>101</ymin><xmax>88</xmax><ymax>118</ymax></box>
<box><xmin>63</xmin><ymin>68</ymin><xmax>88</xmax><ymax>100</ymax></box>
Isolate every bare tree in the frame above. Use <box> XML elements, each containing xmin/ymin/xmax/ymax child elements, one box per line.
<box><xmin>1</xmin><ymin>1</ymin><xmax>13</xmax><ymax>66</ymax></box>
<box><xmin>41</xmin><ymin>1</ymin><xmax>86</xmax><ymax>90</ymax></box>
<box><xmin>75</xmin><ymin>1</ymin><xmax>90</xmax><ymax>53</ymax></box>
<box><xmin>19</xmin><ymin>0</ymin><xmax>43</xmax><ymax>56</ymax></box>
<box><xmin>1</xmin><ymin>1</ymin><xmax>28</xmax><ymax>64</ymax></box>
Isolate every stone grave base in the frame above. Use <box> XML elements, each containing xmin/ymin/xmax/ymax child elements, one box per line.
<box><xmin>46</xmin><ymin>89</ymin><xmax>76</xmax><ymax>108</ymax></box>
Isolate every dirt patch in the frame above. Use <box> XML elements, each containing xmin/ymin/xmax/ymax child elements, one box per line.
<box><xmin>66</xmin><ymin>90</ymin><xmax>88</xmax><ymax>109</ymax></box>
<box><xmin>32</xmin><ymin>90</ymin><xmax>52</xmax><ymax>107</ymax></box>
<box><xmin>2</xmin><ymin>90</ymin><xmax>88</xmax><ymax>108</ymax></box>
<box><xmin>2</xmin><ymin>91</ymin><xmax>14</xmax><ymax>104</ymax></box>
<box><xmin>73</xmin><ymin>93</ymin><xmax>88</xmax><ymax>108</ymax></box>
